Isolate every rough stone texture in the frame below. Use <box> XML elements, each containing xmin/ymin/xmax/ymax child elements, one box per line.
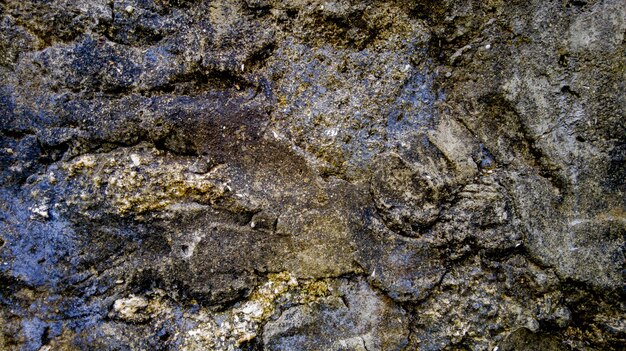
<box><xmin>0</xmin><ymin>0</ymin><xmax>624</xmax><ymax>350</ymax></box>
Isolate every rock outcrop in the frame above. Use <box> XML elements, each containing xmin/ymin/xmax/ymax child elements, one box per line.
<box><xmin>1</xmin><ymin>0</ymin><xmax>624</xmax><ymax>350</ymax></box>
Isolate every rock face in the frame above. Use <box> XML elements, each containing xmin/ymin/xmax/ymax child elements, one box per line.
<box><xmin>0</xmin><ymin>0</ymin><xmax>624</xmax><ymax>350</ymax></box>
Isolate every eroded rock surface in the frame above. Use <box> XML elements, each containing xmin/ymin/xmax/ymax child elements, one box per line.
<box><xmin>0</xmin><ymin>0</ymin><xmax>624</xmax><ymax>350</ymax></box>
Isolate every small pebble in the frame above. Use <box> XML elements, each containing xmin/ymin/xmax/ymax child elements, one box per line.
<box><xmin>189</xmin><ymin>158</ymin><xmax>212</xmax><ymax>174</ymax></box>
<box><xmin>130</xmin><ymin>154</ymin><xmax>141</xmax><ymax>166</ymax></box>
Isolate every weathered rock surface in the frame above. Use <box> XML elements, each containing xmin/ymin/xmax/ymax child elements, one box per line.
<box><xmin>0</xmin><ymin>0</ymin><xmax>624</xmax><ymax>350</ymax></box>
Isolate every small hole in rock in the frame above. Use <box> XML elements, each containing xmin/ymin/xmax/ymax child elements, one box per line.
<box><xmin>41</xmin><ymin>326</ymin><xmax>50</xmax><ymax>346</ymax></box>
<box><xmin>181</xmin><ymin>245</ymin><xmax>189</xmax><ymax>255</ymax></box>
<box><xmin>576</xmin><ymin>136</ymin><xmax>586</xmax><ymax>142</ymax></box>
<box><xmin>159</xmin><ymin>331</ymin><xmax>171</xmax><ymax>341</ymax></box>
<box><xmin>561</xmin><ymin>85</ymin><xmax>580</xmax><ymax>97</ymax></box>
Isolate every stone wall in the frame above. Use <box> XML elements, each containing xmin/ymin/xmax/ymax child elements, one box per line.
<box><xmin>0</xmin><ymin>0</ymin><xmax>624</xmax><ymax>350</ymax></box>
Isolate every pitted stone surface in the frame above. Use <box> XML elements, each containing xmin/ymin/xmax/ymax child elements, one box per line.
<box><xmin>0</xmin><ymin>0</ymin><xmax>624</xmax><ymax>350</ymax></box>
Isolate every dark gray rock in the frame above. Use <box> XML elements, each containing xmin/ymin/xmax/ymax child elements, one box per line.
<box><xmin>262</xmin><ymin>278</ymin><xmax>409</xmax><ymax>351</ymax></box>
<box><xmin>498</xmin><ymin>327</ymin><xmax>564</xmax><ymax>351</ymax></box>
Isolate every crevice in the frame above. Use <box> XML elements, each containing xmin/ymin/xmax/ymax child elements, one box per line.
<box><xmin>37</xmin><ymin>139</ymin><xmax>70</xmax><ymax>165</ymax></box>
<box><xmin>565</xmin><ymin>0</ymin><xmax>589</xmax><ymax>9</ymax></box>
<box><xmin>361</xmin><ymin>337</ymin><xmax>371</xmax><ymax>351</ymax></box>
<box><xmin>558</xmin><ymin>53</ymin><xmax>570</xmax><ymax>67</ymax></box>
<box><xmin>1</xmin><ymin>129</ymin><xmax>36</xmax><ymax>140</ymax></box>
<box><xmin>206</xmin><ymin>285</ymin><xmax>254</xmax><ymax>312</ymax></box>
<box><xmin>132</xmin><ymin>66</ymin><xmax>258</xmax><ymax>98</ymax></box>
<box><xmin>244</xmin><ymin>42</ymin><xmax>276</xmax><ymax>71</ymax></box>
<box><xmin>153</xmin><ymin>135</ymin><xmax>199</xmax><ymax>157</ymax></box>
<box><xmin>560</xmin><ymin>85</ymin><xmax>580</xmax><ymax>98</ymax></box>
<box><xmin>40</xmin><ymin>326</ymin><xmax>51</xmax><ymax>346</ymax></box>
<box><xmin>238</xmin><ymin>335</ymin><xmax>264</xmax><ymax>351</ymax></box>
<box><xmin>481</xmin><ymin>242</ymin><xmax>528</xmax><ymax>262</ymax></box>
<box><xmin>339</xmin><ymin>294</ymin><xmax>350</xmax><ymax>309</ymax></box>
